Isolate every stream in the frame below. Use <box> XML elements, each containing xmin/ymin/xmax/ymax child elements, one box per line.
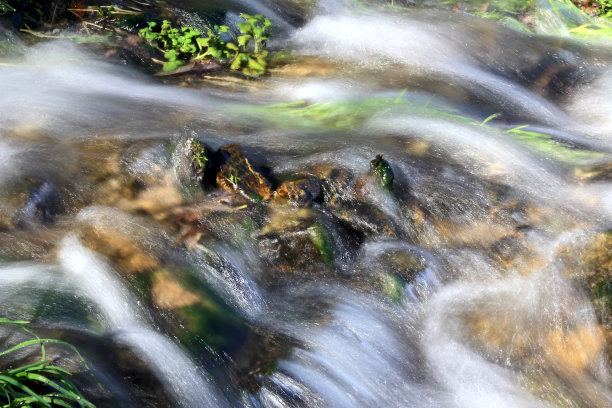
<box><xmin>1</xmin><ymin>0</ymin><xmax>612</xmax><ymax>407</ymax></box>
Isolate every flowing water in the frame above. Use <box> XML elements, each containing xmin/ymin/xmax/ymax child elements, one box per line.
<box><xmin>1</xmin><ymin>0</ymin><xmax>612</xmax><ymax>407</ymax></box>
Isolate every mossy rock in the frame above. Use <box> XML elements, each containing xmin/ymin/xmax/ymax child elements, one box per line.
<box><xmin>216</xmin><ymin>144</ymin><xmax>273</xmax><ymax>202</ymax></box>
<box><xmin>254</xmin><ymin>208</ymin><xmax>335</xmax><ymax>278</ymax></box>
<box><xmin>369</xmin><ymin>154</ymin><xmax>394</xmax><ymax>189</ymax></box>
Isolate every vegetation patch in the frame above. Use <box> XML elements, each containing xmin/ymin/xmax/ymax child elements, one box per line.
<box><xmin>138</xmin><ymin>14</ymin><xmax>271</xmax><ymax>75</ymax></box>
<box><xmin>0</xmin><ymin>318</ymin><xmax>98</xmax><ymax>407</ymax></box>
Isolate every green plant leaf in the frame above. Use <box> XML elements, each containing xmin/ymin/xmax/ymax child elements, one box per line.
<box><xmin>247</xmin><ymin>57</ymin><xmax>265</xmax><ymax>71</ymax></box>
<box><xmin>163</xmin><ymin>59</ymin><xmax>184</xmax><ymax>71</ymax></box>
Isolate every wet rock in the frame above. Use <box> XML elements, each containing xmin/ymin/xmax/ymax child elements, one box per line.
<box><xmin>173</xmin><ymin>300</ymin><xmax>247</xmax><ymax>354</ymax></box>
<box><xmin>333</xmin><ymin>201</ymin><xmax>398</xmax><ymax>240</ymax></box>
<box><xmin>557</xmin><ymin>231</ymin><xmax>612</xmax><ymax>367</ymax></box>
<box><xmin>470</xmin><ymin>315</ymin><xmax>532</xmax><ymax>360</ymax></box>
<box><xmin>14</xmin><ymin>181</ymin><xmax>62</xmax><ymax>228</ymax></box>
<box><xmin>105</xmin><ymin>34</ymin><xmax>156</xmax><ymax>70</ymax></box>
<box><xmin>0</xmin><ymin>230</ymin><xmax>56</xmax><ymax>260</ymax></box>
<box><xmin>216</xmin><ymin>144</ymin><xmax>273</xmax><ymax>202</ymax></box>
<box><xmin>309</xmin><ymin>166</ymin><xmax>399</xmax><ymax>240</ymax></box>
<box><xmin>273</xmin><ymin>177</ymin><xmax>322</xmax><ymax>207</ymax></box>
<box><xmin>369</xmin><ymin>154</ymin><xmax>394</xmax><ymax>189</ymax></box>
<box><xmin>78</xmin><ymin>139</ymin><xmax>123</xmax><ymax>182</ymax></box>
<box><xmin>433</xmin><ymin>219</ymin><xmax>517</xmax><ymax>248</ymax></box>
<box><xmin>231</xmin><ymin>332</ymin><xmax>294</xmax><ymax>393</ymax></box>
<box><xmin>268</xmin><ymin>56</ymin><xmax>337</xmax><ymax>78</ymax></box>
<box><xmin>521</xmin><ymin>50</ymin><xmax>589</xmax><ymax>99</ymax></box>
<box><xmin>255</xmin><ymin>208</ymin><xmax>335</xmax><ymax>277</ymax></box>
<box><xmin>379</xmin><ymin>248</ymin><xmax>426</xmax><ymax>282</ymax></box>
<box><xmin>356</xmin><ymin>244</ymin><xmax>426</xmax><ymax>303</ymax></box>
<box><xmin>155</xmin><ymin>60</ymin><xmax>227</xmax><ymax>78</ymax></box>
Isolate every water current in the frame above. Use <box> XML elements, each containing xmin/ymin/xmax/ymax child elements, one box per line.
<box><xmin>0</xmin><ymin>0</ymin><xmax>611</xmax><ymax>407</ymax></box>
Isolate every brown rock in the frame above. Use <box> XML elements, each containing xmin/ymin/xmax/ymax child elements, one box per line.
<box><xmin>216</xmin><ymin>144</ymin><xmax>273</xmax><ymax>201</ymax></box>
<box><xmin>273</xmin><ymin>178</ymin><xmax>322</xmax><ymax>207</ymax></box>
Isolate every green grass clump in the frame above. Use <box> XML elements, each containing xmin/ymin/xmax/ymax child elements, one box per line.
<box><xmin>0</xmin><ymin>318</ymin><xmax>97</xmax><ymax>408</ymax></box>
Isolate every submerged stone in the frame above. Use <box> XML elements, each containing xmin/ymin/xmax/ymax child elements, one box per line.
<box><xmin>80</xmin><ymin>224</ymin><xmax>159</xmax><ymax>274</ymax></box>
<box><xmin>574</xmin><ymin>161</ymin><xmax>612</xmax><ymax>182</ymax></box>
<box><xmin>216</xmin><ymin>144</ymin><xmax>273</xmax><ymax>202</ymax></box>
<box><xmin>557</xmin><ymin>231</ymin><xmax>612</xmax><ymax>366</ymax></box>
<box><xmin>151</xmin><ymin>270</ymin><xmax>202</xmax><ymax>310</ymax></box>
<box><xmin>14</xmin><ymin>181</ymin><xmax>62</xmax><ymax>229</ymax></box>
<box><xmin>273</xmin><ymin>177</ymin><xmax>323</xmax><ymax>207</ymax></box>
<box><xmin>255</xmin><ymin>208</ymin><xmax>335</xmax><ymax>277</ymax></box>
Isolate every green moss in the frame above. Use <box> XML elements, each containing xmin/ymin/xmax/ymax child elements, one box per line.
<box><xmin>171</xmin><ymin>268</ymin><xmax>248</xmax><ymax>353</ymax></box>
<box><xmin>381</xmin><ymin>273</ymin><xmax>404</xmax><ymax>304</ymax></box>
<box><xmin>246</xmin><ymin>97</ymin><xmax>407</xmax><ymax>131</ymax></box>
<box><xmin>307</xmin><ymin>222</ymin><xmax>334</xmax><ymax>268</ymax></box>
<box><xmin>174</xmin><ymin>302</ymin><xmax>246</xmax><ymax>353</ymax></box>
<box><xmin>370</xmin><ymin>154</ymin><xmax>394</xmax><ymax>189</ymax></box>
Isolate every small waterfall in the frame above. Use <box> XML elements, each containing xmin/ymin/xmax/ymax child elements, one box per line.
<box><xmin>58</xmin><ymin>237</ymin><xmax>230</xmax><ymax>408</ymax></box>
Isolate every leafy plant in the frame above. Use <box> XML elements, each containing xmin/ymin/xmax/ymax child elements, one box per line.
<box><xmin>0</xmin><ymin>318</ymin><xmax>97</xmax><ymax>408</ymax></box>
<box><xmin>138</xmin><ymin>14</ymin><xmax>272</xmax><ymax>76</ymax></box>
<box><xmin>139</xmin><ymin>20</ymin><xmax>232</xmax><ymax>71</ymax></box>
<box><xmin>228</xmin><ymin>173</ymin><xmax>241</xmax><ymax>186</ymax></box>
<box><xmin>600</xmin><ymin>0</ymin><xmax>612</xmax><ymax>17</ymax></box>
<box><xmin>227</xmin><ymin>13</ymin><xmax>271</xmax><ymax>77</ymax></box>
